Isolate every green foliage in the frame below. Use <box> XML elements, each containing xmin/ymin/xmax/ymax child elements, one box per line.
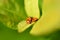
<box><xmin>0</xmin><ymin>0</ymin><xmax>60</xmax><ymax>40</ymax></box>
<box><xmin>0</xmin><ymin>0</ymin><xmax>27</xmax><ymax>30</ymax></box>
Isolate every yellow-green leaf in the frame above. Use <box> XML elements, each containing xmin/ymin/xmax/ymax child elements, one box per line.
<box><xmin>24</xmin><ymin>0</ymin><xmax>40</xmax><ymax>19</ymax></box>
<box><xmin>17</xmin><ymin>20</ymin><xmax>34</xmax><ymax>33</ymax></box>
<box><xmin>30</xmin><ymin>0</ymin><xmax>60</xmax><ymax>36</ymax></box>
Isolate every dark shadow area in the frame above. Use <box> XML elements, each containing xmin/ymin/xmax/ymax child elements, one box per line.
<box><xmin>38</xmin><ymin>0</ymin><xmax>43</xmax><ymax>17</ymax></box>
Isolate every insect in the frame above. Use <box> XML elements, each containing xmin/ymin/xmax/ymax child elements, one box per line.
<box><xmin>26</xmin><ymin>17</ymin><xmax>32</xmax><ymax>24</ymax></box>
<box><xmin>32</xmin><ymin>17</ymin><xmax>38</xmax><ymax>22</ymax></box>
<box><xmin>26</xmin><ymin>17</ymin><xmax>38</xmax><ymax>24</ymax></box>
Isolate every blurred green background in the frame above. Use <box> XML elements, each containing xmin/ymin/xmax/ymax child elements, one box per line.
<box><xmin>0</xmin><ymin>22</ymin><xmax>60</xmax><ymax>40</ymax></box>
<box><xmin>0</xmin><ymin>0</ymin><xmax>60</xmax><ymax>40</ymax></box>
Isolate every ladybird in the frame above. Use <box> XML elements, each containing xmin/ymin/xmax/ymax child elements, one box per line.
<box><xmin>32</xmin><ymin>17</ymin><xmax>38</xmax><ymax>22</ymax></box>
<box><xmin>26</xmin><ymin>17</ymin><xmax>38</xmax><ymax>24</ymax></box>
<box><xmin>26</xmin><ymin>17</ymin><xmax>32</xmax><ymax>24</ymax></box>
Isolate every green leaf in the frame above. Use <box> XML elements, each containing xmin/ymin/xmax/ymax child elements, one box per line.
<box><xmin>24</xmin><ymin>0</ymin><xmax>40</xmax><ymax>18</ymax></box>
<box><xmin>0</xmin><ymin>0</ymin><xmax>27</xmax><ymax>30</ymax></box>
<box><xmin>17</xmin><ymin>20</ymin><xmax>34</xmax><ymax>33</ymax></box>
<box><xmin>30</xmin><ymin>0</ymin><xmax>60</xmax><ymax>36</ymax></box>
